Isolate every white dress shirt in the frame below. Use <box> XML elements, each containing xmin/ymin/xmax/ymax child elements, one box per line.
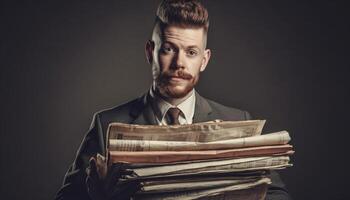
<box><xmin>149</xmin><ymin>88</ymin><xmax>196</xmax><ymax>125</ymax></box>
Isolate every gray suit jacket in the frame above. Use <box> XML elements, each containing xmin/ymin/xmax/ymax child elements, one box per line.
<box><xmin>55</xmin><ymin>92</ymin><xmax>291</xmax><ymax>200</ymax></box>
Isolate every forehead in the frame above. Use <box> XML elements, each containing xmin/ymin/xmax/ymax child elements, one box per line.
<box><xmin>160</xmin><ymin>25</ymin><xmax>206</xmax><ymax>48</ymax></box>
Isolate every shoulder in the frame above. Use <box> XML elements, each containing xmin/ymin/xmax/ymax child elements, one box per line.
<box><xmin>205</xmin><ymin>97</ymin><xmax>252</xmax><ymax>121</ymax></box>
<box><xmin>92</xmin><ymin>95</ymin><xmax>144</xmax><ymax>128</ymax></box>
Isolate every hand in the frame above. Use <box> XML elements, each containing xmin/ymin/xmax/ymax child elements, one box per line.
<box><xmin>86</xmin><ymin>154</ymin><xmax>141</xmax><ymax>200</ymax></box>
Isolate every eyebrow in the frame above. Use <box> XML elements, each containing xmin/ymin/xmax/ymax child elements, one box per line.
<box><xmin>186</xmin><ymin>45</ymin><xmax>200</xmax><ymax>49</ymax></box>
<box><xmin>162</xmin><ymin>41</ymin><xmax>200</xmax><ymax>50</ymax></box>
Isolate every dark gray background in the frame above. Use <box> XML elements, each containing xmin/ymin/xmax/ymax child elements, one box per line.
<box><xmin>1</xmin><ymin>1</ymin><xmax>349</xmax><ymax>199</ymax></box>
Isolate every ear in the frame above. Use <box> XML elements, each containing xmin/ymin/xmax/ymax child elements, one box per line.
<box><xmin>145</xmin><ymin>40</ymin><xmax>155</xmax><ymax>64</ymax></box>
<box><xmin>200</xmin><ymin>49</ymin><xmax>211</xmax><ymax>72</ymax></box>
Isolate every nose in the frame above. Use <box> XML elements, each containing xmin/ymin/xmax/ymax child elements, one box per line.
<box><xmin>171</xmin><ymin>50</ymin><xmax>186</xmax><ymax>70</ymax></box>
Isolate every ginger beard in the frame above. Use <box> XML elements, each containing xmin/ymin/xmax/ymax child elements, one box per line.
<box><xmin>155</xmin><ymin>69</ymin><xmax>200</xmax><ymax>99</ymax></box>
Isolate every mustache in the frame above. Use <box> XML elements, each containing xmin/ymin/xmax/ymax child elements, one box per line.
<box><xmin>161</xmin><ymin>70</ymin><xmax>193</xmax><ymax>80</ymax></box>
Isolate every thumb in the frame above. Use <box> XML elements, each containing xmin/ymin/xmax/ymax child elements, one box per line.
<box><xmin>96</xmin><ymin>153</ymin><xmax>108</xmax><ymax>179</ymax></box>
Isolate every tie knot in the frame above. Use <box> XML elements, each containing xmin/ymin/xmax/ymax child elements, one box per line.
<box><xmin>166</xmin><ymin>107</ymin><xmax>182</xmax><ymax>125</ymax></box>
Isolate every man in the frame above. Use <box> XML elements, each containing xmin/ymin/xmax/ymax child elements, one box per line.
<box><xmin>55</xmin><ymin>0</ymin><xmax>291</xmax><ymax>199</ymax></box>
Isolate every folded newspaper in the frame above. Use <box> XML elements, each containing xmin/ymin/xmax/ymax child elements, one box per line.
<box><xmin>106</xmin><ymin>120</ymin><xmax>294</xmax><ymax>200</ymax></box>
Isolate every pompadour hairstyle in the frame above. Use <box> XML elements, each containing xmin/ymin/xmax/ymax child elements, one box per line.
<box><xmin>155</xmin><ymin>0</ymin><xmax>209</xmax><ymax>32</ymax></box>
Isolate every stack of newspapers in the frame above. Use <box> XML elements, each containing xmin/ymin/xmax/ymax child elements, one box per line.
<box><xmin>106</xmin><ymin>120</ymin><xmax>293</xmax><ymax>200</ymax></box>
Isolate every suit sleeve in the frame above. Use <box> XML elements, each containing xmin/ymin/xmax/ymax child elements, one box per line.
<box><xmin>245</xmin><ymin>111</ymin><xmax>292</xmax><ymax>200</ymax></box>
<box><xmin>55</xmin><ymin>113</ymin><xmax>105</xmax><ymax>200</ymax></box>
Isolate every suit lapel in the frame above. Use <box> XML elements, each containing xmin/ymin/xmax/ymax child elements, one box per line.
<box><xmin>130</xmin><ymin>93</ymin><xmax>158</xmax><ymax>125</ymax></box>
<box><xmin>193</xmin><ymin>91</ymin><xmax>213</xmax><ymax>123</ymax></box>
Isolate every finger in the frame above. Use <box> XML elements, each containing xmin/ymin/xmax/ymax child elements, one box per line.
<box><xmin>96</xmin><ymin>153</ymin><xmax>108</xmax><ymax>179</ymax></box>
<box><xmin>89</xmin><ymin>157</ymin><xmax>97</xmax><ymax>172</ymax></box>
<box><xmin>123</xmin><ymin>169</ymin><xmax>135</xmax><ymax>176</ymax></box>
<box><xmin>104</xmin><ymin>162</ymin><xmax>134</xmax><ymax>193</ymax></box>
<box><xmin>85</xmin><ymin>166</ymin><xmax>91</xmax><ymax>175</ymax></box>
<box><xmin>118</xmin><ymin>162</ymin><xmax>134</xmax><ymax>176</ymax></box>
<box><xmin>96</xmin><ymin>153</ymin><xmax>105</xmax><ymax>166</ymax></box>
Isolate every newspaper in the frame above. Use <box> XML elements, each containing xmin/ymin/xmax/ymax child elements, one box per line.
<box><xmin>107</xmin><ymin>120</ymin><xmax>265</xmax><ymax>143</ymax></box>
<box><xmin>181</xmin><ymin>158</ymin><xmax>290</xmax><ymax>175</ymax></box>
<box><xmin>105</xmin><ymin>120</ymin><xmax>293</xmax><ymax>199</ymax></box>
<box><xmin>193</xmin><ymin>183</ymin><xmax>268</xmax><ymax>200</ymax></box>
<box><xmin>134</xmin><ymin>177</ymin><xmax>271</xmax><ymax>200</ymax></box>
<box><xmin>108</xmin><ymin>131</ymin><xmax>290</xmax><ymax>152</ymax></box>
<box><xmin>123</xmin><ymin>168</ymin><xmax>269</xmax><ymax>180</ymax></box>
<box><xmin>133</xmin><ymin>156</ymin><xmax>290</xmax><ymax>177</ymax></box>
<box><xmin>142</xmin><ymin>175</ymin><xmax>265</xmax><ymax>186</ymax></box>
<box><xmin>126</xmin><ymin>164</ymin><xmax>291</xmax><ymax>182</ymax></box>
<box><xmin>109</xmin><ymin>144</ymin><xmax>293</xmax><ymax>163</ymax></box>
<box><xmin>141</xmin><ymin>177</ymin><xmax>264</xmax><ymax>193</ymax></box>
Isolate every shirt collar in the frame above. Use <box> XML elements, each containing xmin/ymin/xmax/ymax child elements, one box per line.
<box><xmin>149</xmin><ymin>87</ymin><xmax>196</xmax><ymax>124</ymax></box>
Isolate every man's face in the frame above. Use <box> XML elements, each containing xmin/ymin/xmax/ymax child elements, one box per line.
<box><xmin>146</xmin><ymin>25</ymin><xmax>211</xmax><ymax>99</ymax></box>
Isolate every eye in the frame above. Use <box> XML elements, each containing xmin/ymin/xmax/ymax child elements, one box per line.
<box><xmin>187</xmin><ymin>49</ymin><xmax>198</xmax><ymax>57</ymax></box>
<box><xmin>161</xmin><ymin>46</ymin><xmax>175</xmax><ymax>54</ymax></box>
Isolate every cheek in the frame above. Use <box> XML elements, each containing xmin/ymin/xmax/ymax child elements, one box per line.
<box><xmin>158</xmin><ymin>54</ymin><xmax>173</xmax><ymax>71</ymax></box>
<box><xmin>188</xmin><ymin>59</ymin><xmax>203</xmax><ymax>75</ymax></box>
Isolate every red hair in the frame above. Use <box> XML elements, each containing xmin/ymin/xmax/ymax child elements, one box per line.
<box><xmin>155</xmin><ymin>0</ymin><xmax>209</xmax><ymax>32</ymax></box>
